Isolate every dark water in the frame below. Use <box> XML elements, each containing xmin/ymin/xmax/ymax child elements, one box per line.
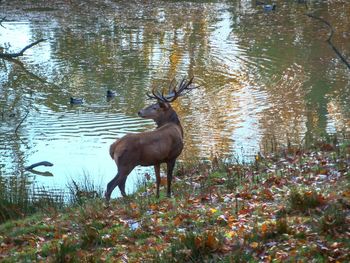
<box><xmin>1</xmin><ymin>0</ymin><xmax>349</xmax><ymax>196</ymax></box>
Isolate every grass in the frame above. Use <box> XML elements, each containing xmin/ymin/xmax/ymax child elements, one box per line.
<box><xmin>0</xmin><ymin>138</ymin><xmax>349</xmax><ymax>262</ymax></box>
<box><xmin>0</xmin><ymin>174</ymin><xmax>65</xmax><ymax>223</ymax></box>
<box><xmin>158</xmin><ymin>230</ymin><xmax>225</xmax><ymax>262</ymax></box>
<box><xmin>0</xmin><ymin>170</ymin><xmax>105</xmax><ymax>223</ymax></box>
<box><xmin>67</xmin><ymin>172</ymin><xmax>104</xmax><ymax>205</ymax></box>
<box><xmin>288</xmin><ymin>187</ymin><xmax>325</xmax><ymax>213</ymax></box>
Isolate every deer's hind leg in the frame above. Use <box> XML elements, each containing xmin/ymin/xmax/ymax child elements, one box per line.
<box><xmin>118</xmin><ymin>176</ymin><xmax>128</xmax><ymax>197</ymax></box>
<box><xmin>105</xmin><ymin>173</ymin><xmax>122</xmax><ymax>201</ymax></box>
<box><xmin>105</xmin><ymin>165</ymin><xmax>134</xmax><ymax>201</ymax></box>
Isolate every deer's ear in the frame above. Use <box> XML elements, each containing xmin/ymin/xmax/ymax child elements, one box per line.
<box><xmin>159</xmin><ymin>102</ymin><xmax>169</xmax><ymax>109</ymax></box>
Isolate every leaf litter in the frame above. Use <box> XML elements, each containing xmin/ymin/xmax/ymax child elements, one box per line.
<box><xmin>0</xmin><ymin>143</ymin><xmax>350</xmax><ymax>262</ymax></box>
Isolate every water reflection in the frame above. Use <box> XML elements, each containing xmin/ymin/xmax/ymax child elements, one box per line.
<box><xmin>1</xmin><ymin>0</ymin><xmax>349</xmax><ymax>196</ymax></box>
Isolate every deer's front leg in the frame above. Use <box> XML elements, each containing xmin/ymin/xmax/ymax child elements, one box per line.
<box><xmin>166</xmin><ymin>160</ymin><xmax>176</xmax><ymax>198</ymax></box>
<box><xmin>154</xmin><ymin>164</ymin><xmax>161</xmax><ymax>198</ymax></box>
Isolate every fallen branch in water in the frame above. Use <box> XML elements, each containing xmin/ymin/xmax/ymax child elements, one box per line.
<box><xmin>0</xmin><ymin>39</ymin><xmax>46</xmax><ymax>59</ymax></box>
<box><xmin>25</xmin><ymin>161</ymin><xmax>54</xmax><ymax>171</ymax></box>
<box><xmin>306</xmin><ymin>14</ymin><xmax>350</xmax><ymax>70</ymax></box>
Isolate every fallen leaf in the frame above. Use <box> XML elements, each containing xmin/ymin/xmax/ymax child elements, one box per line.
<box><xmin>195</xmin><ymin>236</ymin><xmax>202</xmax><ymax>249</ymax></box>
<box><xmin>261</xmin><ymin>223</ymin><xmax>268</xmax><ymax>234</ymax></box>
<box><xmin>205</xmin><ymin>231</ymin><xmax>219</xmax><ymax>250</ymax></box>
<box><xmin>130</xmin><ymin>203</ymin><xmax>137</xmax><ymax>209</ymax></box>
<box><xmin>173</xmin><ymin>216</ymin><xmax>182</xmax><ymax>226</ymax></box>
<box><xmin>160</xmin><ymin>177</ymin><xmax>167</xmax><ymax>186</ymax></box>
<box><xmin>250</xmin><ymin>242</ymin><xmax>259</xmax><ymax>248</ymax></box>
<box><xmin>209</xmin><ymin>208</ymin><xmax>217</xmax><ymax>214</ymax></box>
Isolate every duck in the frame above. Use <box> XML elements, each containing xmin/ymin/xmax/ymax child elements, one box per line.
<box><xmin>107</xmin><ymin>90</ymin><xmax>117</xmax><ymax>98</ymax></box>
<box><xmin>263</xmin><ymin>4</ymin><xmax>276</xmax><ymax>11</ymax></box>
<box><xmin>70</xmin><ymin>97</ymin><xmax>83</xmax><ymax>104</ymax></box>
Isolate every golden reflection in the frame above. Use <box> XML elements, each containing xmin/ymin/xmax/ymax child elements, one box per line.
<box><xmin>1</xmin><ymin>0</ymin><xmax>350</xmax><ymax>184</ymax></box>
<box><xmin>327</xmin><ymin>100</ymin><xmax>350</xmax><ymax>133</ymax></box>
<box><xmin>258</xmin><ymin>64</ymin><xmax>308</xmax><ymax>150</ymax></box>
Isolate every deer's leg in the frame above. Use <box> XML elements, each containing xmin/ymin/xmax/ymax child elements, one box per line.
<box><xmin>105</xmin><ymin>173</ymin><xmax>123</xmax><ymax>201</ymax></box>
<box><xmin>154</xmin><ymin>164</ymin><xmax>161</xmax><ymax>198</ymax></box>
<box><xmin>105</xmin><ymin>166</ymin><xmax>133</xmax><ymax>201</ymax></box>
<box><xmin>166</xmin><ymin>159</ymin><xmax>176</xmax><ymax>198</ymax></box>
<box><xmin>118</xmin><ymin>176</ymin><xmax>127</xmax><ymax>197</ymax></box>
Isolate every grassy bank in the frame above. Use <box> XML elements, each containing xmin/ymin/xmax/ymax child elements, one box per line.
<box><xmin>0</xmin><ymin>172</ymin><xmax>103</xmax><ymax>224</ymax></box>
<box><xmin>0</xmin><ymin>141</ymin><xmax>349</xmax><ymax>262</ymax></box>
<box><xmin>0</xmin><ymin>174</ymin><xmax>65</xmax><ymax>223</ymax></box>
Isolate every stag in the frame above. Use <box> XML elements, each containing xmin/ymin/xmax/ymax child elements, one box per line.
<box><xmin>105</xmin><ymin>77</ymin><xmax>197</xmax><ymax>201</ymax></box>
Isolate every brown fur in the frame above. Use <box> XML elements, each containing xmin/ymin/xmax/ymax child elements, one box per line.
<box><xmin>105</xmin><ymin>77</ymin><xmax>196</xmax><ymax>202</ymax></box>
<box><xmin>110</xmin><ymin>123</ymin><xmax>183</xmax><ymax>166</ymax></box>
<box><xmin>105</xmin><ymin>103</ymin><xmax>184</xmax><ymax>201</ymax></box>
<box><xmin>109</xmin><ymin>141</ymin><xmax>117</xmax><ymax>159</ymax></box>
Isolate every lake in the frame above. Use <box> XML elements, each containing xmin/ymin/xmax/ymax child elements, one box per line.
<box><xmin>1</xmin><ymin>0</ymin><xmax>349</xmax><ymax>197</ymax></box>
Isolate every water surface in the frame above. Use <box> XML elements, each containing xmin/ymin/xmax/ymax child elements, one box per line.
<box><xmin>1</xmin><ymin>0</ymin><xmax>349</xmax><ymax>196</ymax></box>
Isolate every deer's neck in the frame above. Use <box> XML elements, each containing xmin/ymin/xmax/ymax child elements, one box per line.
<box><xmin>155</xmin><ymin>111</ymin><xmax>183</xmax><ymax>137</ymax></box>
<box><xmin>155</xmin><ymin>110</ymin><xmax>180</xmax><ymax>127</ymax></box>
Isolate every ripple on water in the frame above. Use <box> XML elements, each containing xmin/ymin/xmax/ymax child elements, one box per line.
<box><xmin>0</xmin><ymin>107</ymin><xmax>154</xmax><ymax>197</ymax></box>
<box><xmin>28</xmin><ymin>108</ymin><xmax>153</xmax><ymax>142</ymax></box>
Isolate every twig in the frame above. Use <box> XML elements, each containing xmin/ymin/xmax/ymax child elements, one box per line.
<box><xmin>0</xmin><ymin>39</ymin><xmax>46</xmax><ymax>59</ymax></box>
<box><xmin>306</xmin><ymin>14</ymin><xmax>350</xmax><ymax>70</ymax></box>
<box><xmin>14</xmin><ymin>110</ymin><xmax>29</xmax><ymax>134</ymax></box>
<box><xmin>0</xmin><ymin>17</ymin><xmax>6</xmax><ymax>28</ymax></box>
<box><xmin>306</xmin><ymin>14</ymin><xmax>333</xmax><ymax>42</ymax></box>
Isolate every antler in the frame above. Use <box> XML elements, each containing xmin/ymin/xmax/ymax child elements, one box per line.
<box><xmin>147</xmin><ymin>77</ymin><xmax>198</xmax><ymax>102</ymax></box>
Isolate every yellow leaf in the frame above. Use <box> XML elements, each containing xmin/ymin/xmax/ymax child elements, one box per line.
<box><xmin>209</xmin><ymin>208</ymin><xmax>217</xmax><ymax>214</ymax></box>
<box><xmin>250</xmin><ymin>242</ymin><xmax>259</xmax><ymax>248</ymax></box>
<box><xmin>226</xmin><ymin>231</ymin><xmax>236</xmax><ymax>238</ymax></box>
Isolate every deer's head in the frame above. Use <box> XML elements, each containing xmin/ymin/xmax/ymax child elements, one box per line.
<box><xmin>138</xmin><ymin>77</ymin><xmax>197</xmax><ymax>125</ymax></box>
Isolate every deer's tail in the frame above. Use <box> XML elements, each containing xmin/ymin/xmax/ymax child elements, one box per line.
<box><xmin>109</xmin><ymin>141</ymin><xmax>117</xmax><ymax>159</ymax></box>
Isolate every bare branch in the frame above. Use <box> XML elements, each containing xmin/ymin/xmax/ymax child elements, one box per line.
<box><xmin>0</xmin><ymin>17</ymin><xmax>6</xmax><ymax>28</ymax></box>
<box><xmin>15</xmin><ymin>110</ymin><xmax>29</xmax><ymax>134</ymax></box>
<box><xmin>306</xmin><ymin>14</ymin><xmax>350</xmax><ymax>70</ymax></box>
<box><xmin>306</xmin><ymin>14</ymin><xmax>333</xmax><ymax>42</ymax></box>
<box><xmin>0</xmin><ymin>38</ymin><xmax>46</xmax><ymax>59</ymax></box>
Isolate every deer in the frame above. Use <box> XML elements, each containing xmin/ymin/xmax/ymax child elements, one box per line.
<box><xmin>105</xmin><ymin>77</ymin><xmax>197</xmax><ymax>202</ymax></box>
